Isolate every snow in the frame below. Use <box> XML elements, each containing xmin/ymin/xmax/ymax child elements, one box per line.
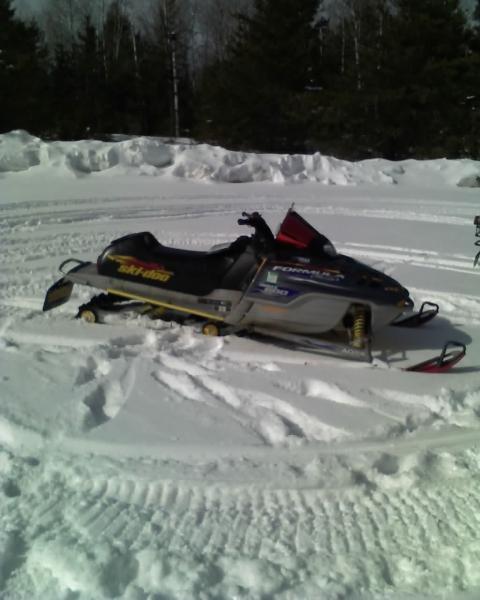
<box><xmin>2</xmin><ymin>129</ymin><xmax>480</xmax><ymax>186</ymax></box>
<box><xmin>1</xmin><ymin>132</ymin><xmax>480</xmax><ymax>599</ymax></box>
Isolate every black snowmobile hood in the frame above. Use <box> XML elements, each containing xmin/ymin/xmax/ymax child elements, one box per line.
<box><xmin>264</xmin><ymin>253</ymin><xmax>409</xmax><ymax>305</ymax></box>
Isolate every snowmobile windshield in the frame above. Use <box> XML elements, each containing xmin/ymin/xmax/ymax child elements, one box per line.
<box><xmin>275</xmin><ymin>210</ymin><xmax>337</xmax><ymax>257</ymax></box>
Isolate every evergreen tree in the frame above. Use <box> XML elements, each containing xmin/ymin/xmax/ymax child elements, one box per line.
<box><xmin>48</xmin><ymin>42</ymin><xmax>77</xmax><ymax>137</ymax></box>
<box><xmin>101</xmin><ymin>0</ymin><xmax>140</xmax><ymax>133</ymax></box>
<box><xmin>476</xmin><ymin>0</ymin><xmax>480</xmax><ymax>20</ymax></box>
<box><xmin>311</xmin><ymin>0</ymin><xmax>397</xmax><ymax>158</ymax></box>
<box><xmin>136</xmin><ymin>34</ymin><xmax>172</xmax><ymax>135</ymax></box>
<box><xmin>76</xmin><ymin>14</ymin><xmax>103</xmax><ymax>136</ymax></box>
<box><xmin>0</xmin><ymin>0</ymin><xmax>48</xmax><ymax>133</ymax></box>
<box><xmin>316</xmin><ymin>0</ymin><xmax>475</xmax><ymax>159</ymax></box>
<box><xmin>196</xmin><ymin>0</ymin><xmax>321</xmax><ymax>151</ymax></box>
<box><xmin>48</xmin><ymin>13</ymin><xmax>104</xmax><ymax>138</ymax></box>
<box><xmin>464</xmin><ymin>0</ymin><xmax>480</xmax><ymax>157</ymax></box>
<box><xmin>383</xmin><ymin>0</ymin><xmax>470</xmax><ymax>157</ymax></box>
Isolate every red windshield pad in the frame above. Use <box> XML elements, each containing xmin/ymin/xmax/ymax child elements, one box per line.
<box><xmin>276</xmin><ymin>211</ymin><xmax>319</xmax><ymax>249</ymax></box>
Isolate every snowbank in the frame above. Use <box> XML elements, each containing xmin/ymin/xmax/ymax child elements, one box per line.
<box><xmin>1</xmin><ymin>130</ymin><xmax>479</xmax><ymax>186</ymax></box>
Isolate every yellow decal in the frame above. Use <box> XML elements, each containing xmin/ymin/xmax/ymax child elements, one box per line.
<box><xmin>107</xmin><ymin>255</ymin><xmax>173</xmax><ymax>283</ymax></box>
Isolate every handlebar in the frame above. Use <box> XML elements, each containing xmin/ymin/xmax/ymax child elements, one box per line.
<box><xmin>237</xmin><ymin>211</ymin><xmax>259</xmax><ymax>226</ymax></box>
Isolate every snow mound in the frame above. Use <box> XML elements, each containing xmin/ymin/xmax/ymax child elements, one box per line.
<box><xmin>0</xmin><ymin>131</ymin><xmax>173</xmax><ymax>177</ymax></box>
<box><xmin>1</xmin><ymin>130</ymin><xmax>479</xmax><ymax>186</ymax></box>
<box><xmin>0</xmin><ymin>130</ymin><xmax>42</xmax><ymax>172</ymax></box>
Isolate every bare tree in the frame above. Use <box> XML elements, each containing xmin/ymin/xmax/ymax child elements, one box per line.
<box><xmin>185</xmin><ymin>0</ymin><xmax>253</xmax><ymax>80</ymax></box>
<box><xmin>40</xmin><ymin>0</ymin><xmax>97</xmax><ymax>49</ymax></box>
<box><xmin>329</xmin><ymin>0</ymin><xmax>392</xmax><ymax>89</ymax></box>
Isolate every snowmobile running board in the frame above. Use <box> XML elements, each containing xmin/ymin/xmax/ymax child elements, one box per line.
<box><xmin>252</xmin><ymin>326</ymin><xmax>372</xmax><ymax>362</ymax></box>
<box><xmin>253</xmin><ymin>327</ymin><xmax>466</xmax><ymax>372</ymax></box>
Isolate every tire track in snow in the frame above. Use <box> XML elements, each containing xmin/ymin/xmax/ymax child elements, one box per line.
<box><xmin>338</xmin><ymin>242</ymin><xmax>478</xmax><ymax>276</ymax></box>
<box><xmin>306</xmin><ymin>205</ymin><xmax>472</xmax><ymax>226</ymax></box>
<box><xmin>156</xmin><ymin>352</ymin><xmax>351</xmax><ymax>444</ymax></box>
<box><xmin>3</xmin><ymin>456</ymin><xmax>480</xmax><ymax>597</ymax></box>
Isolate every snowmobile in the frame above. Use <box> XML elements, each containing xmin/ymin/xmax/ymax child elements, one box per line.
<box><xmin>474</xmin><ymin>215</ymin><xmax>480</xmax><ymax>267</ymax></box>
<box><xmin>43</xmin><ymin>208</ymin><xmax>466</xmax><ymax>373</ymax></box>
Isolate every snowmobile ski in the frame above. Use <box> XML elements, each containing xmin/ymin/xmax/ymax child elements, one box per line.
<box><xmin>403</xmin><ymin>341</ymin><xmax>466</xmax><ymax>373</ymax></box>
<box><xmin>391</xmin><ymin>301</ymin><xmax>439</xmax><ymax>328</ymax></box>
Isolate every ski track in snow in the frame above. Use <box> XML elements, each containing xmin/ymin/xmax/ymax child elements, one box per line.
<box><xmin>339</xmin><ymin>242</ymin><xmax>478</xmax><ymax>276</ymax></box>
<box><xmin>1</xmin><ymin>175</ymin><xmax>480</xmax><ymax>598</ymax></box>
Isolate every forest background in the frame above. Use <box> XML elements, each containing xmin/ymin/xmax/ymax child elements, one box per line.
<box><xmin>2</xmin><ymin>0</ymin><xmax>480</xmax><ymax>160</ymax></box>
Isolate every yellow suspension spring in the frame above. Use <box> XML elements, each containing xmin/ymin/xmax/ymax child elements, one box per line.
<box><xmin>475</xmin><ymin>216</ymin><xmax>480</xmax><ymax>267</ymax></box>
<box><xmin>352</xmin><ymin>305</ymin><xmax>367</xmax><ymax>349</ymax></box>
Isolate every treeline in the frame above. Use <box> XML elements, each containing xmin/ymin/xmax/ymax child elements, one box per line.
<box><xmin>2</xmin><ymin>0</ymin><xmax>480</xmax><ymax>159</ymax></box>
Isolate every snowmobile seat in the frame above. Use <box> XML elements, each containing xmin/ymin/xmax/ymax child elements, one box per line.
<box><xmin>98</xmin><ymin>232</ymin><xmax>257</xmax><ymax>296</ymax></box>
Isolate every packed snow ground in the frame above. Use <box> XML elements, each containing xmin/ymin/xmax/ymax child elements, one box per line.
<box><xmin>1</xmin><ymin>132</ymin><xmax>480</xmax><ymax>599</ymax></box>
